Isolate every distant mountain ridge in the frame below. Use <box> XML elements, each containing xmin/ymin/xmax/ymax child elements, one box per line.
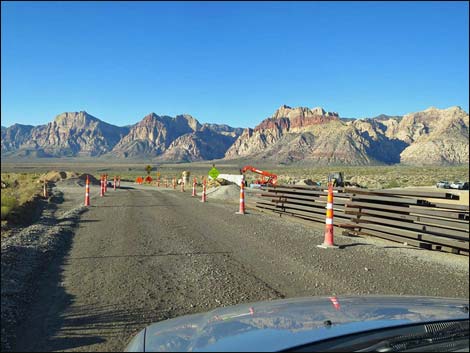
<box><xmin>1</xmin><ymin>106</ymin><xmax>468</xmax><ymax>165</ymax></box>
<box><xmin>1</xmin><ymin>111</ymin><xmax>244</xmax><ymax>161</ymax></box>
<box><xmin>224</xmin><ymin>105</ymin><xmax>469</xmax><ymax>166</ymax></box>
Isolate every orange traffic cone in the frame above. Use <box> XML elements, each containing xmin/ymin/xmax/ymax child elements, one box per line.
<box><xmin>100</xmin><ymin>175</ymin><xmax>104</xmax><ymax>197</ymax></box>
<box><xmin>236</xmin><ymin>175</ymin><xmax>246</xmax><ymax>214</ymax></box>
<box><xmin>200</xmin><ymin>177</ymin><xmax>207</xmax><ymax>203</ymax></box>
<box><xmin>192</xmin><ymin>177</ymin><xmax>197</xmax><ymax>197</ymax></box>
<box><xmin>318</xmin><ymin>183</ymin><xmax>339</xmax><ymax>249</ymax></box>
<box><xmin>84</xmin><ymin>176</ymin><xmax>90</xmax><ymax>206</ymax></box>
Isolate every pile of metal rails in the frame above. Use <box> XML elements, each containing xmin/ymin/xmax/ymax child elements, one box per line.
<box><xmin>256</xmin><ymin>185</ymin><xmax>469</xmax><ymax>256</ymax></box>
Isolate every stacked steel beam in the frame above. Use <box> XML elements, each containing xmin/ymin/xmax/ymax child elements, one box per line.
<box><xmin>256</xmin><ymin>185</ymin><xmax>469</xmax><ymax>256</ymax></box>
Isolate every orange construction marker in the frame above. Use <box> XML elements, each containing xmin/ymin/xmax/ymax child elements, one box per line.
<box><xmin>317</xmin><ymin>182</ymin><xmax>339</xmax><ymax>249</ymax></box>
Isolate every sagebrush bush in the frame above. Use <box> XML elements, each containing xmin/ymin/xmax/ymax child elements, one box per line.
<box><xmin>1</xmin><ymin>196</ymin><xmax>18</xmax><ymax>220</ymax></box>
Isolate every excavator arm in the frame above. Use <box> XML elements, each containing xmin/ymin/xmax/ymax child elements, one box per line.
<box><xmin>241</xmin><ymin>165</ymin><xmax>278</xmax><ymax>186</ymax></box>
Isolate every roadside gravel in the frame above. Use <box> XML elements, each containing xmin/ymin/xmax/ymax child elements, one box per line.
<box><xmin>1</xmin><ymin>186</ymin><xmax>87</xmax><ymax>351</ymax></box>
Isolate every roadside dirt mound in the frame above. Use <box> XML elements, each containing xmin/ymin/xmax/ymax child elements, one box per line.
<box><xmin>77</xmin><ymin>174</ymin><xmax>100</xmax><ymax>186</ymax></box>
<box><xmin>66</xmin><ymin>171</ymin><xmax>80</xmax><ymax>179</ymax></box>
<box><xmin>38</xmin><ymin>171</ymin><xmax>99</xmax><ymax>186</ymax></box>
<box><xmin>207</xmin><ymin>178</ymin><xmax>231</xmax><ymax>188</ymax></box>
<box><xmin>39</xmin><ymin>171</ymin><xmax>68</xmax><ymax>182</ymax></box>
<box><xmin>206</xmin><ymin>184</ymin><xmax>240</xmax><ymax>200</ymax></box>
<box><xmin>58</xmin><ymin>174</ymin><xmax>100</xmax><ymax>187</ymax></box>
<box><xmin>295</xmin><ymin>179</ymin><xmax>319</xmax><ymax>186</ymax></box>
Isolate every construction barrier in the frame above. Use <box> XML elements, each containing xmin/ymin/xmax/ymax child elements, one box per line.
<box><xmin>201</xmin><ymin>177</ymin><xmax>207</xmax><ymax>203</ymax></box>
<box><xmin>84</xmin><ymin>176</ymin><xmax>90</xmax><ymax>206</ymax></box>
<box><xmin>236</xmin><ymin>175</ymin><xmax>246</xmax><ymax>215</ymax></box>
<box><xmin>257</xmin><ymin>184</ymin><xmax>469</xmax><ymax>255</ymax></box>
<box><xmin>192</xmin><ymin>177</ymin><xmax>197</xmax><ymax>197</ymax></box>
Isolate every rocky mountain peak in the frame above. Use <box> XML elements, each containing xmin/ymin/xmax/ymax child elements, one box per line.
<box><xmin>175</xmin><ymin>114</ymin><xmax>201</xmax><ymax>132</ymax></box>
<box><xmin>53</xmin><ymin>111</ymin><xmax>95</xmax><ymax>125</ymax></box>
<box><xmin>141</xmin><ymin>112</ymin><xmax>159</xmax><ymax>123</ymax></box>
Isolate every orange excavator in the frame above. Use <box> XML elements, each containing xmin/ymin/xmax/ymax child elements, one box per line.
<box><xmin>241</xmin><ymin>165</ymin><xmax>278</xmax><ymax>186</ymax></box>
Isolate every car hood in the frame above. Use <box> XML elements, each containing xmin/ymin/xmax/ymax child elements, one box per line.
<box><xmin>125</xmin><ymin>296</ymin><xmax>469</xmax><ymax>352</ymax></box>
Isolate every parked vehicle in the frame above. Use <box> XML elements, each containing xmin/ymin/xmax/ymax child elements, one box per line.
<box><xmin>436</xmin><ymin>180</ymin><xmax>451</xmax><ymax>189</ymax></box>
<box><xmin>328</xmin><ymin>172</ymin><xmax>344</xmax><ymax>187</ymax></box>
<box><xmin>450</xmin><ymin>181</ymin><xmax>469</xmax><ymax>190</ymax></box>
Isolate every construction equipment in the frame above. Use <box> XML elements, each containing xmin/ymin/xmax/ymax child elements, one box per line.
<box><xmin>241</xmin><ymin>166</ymin><xmax>278</xmax><ymax>186</ymax></box>
<box><xmin>328</xmin><ymin>172</ymin><xmax>344</xmax><ymax>187</ymax></box>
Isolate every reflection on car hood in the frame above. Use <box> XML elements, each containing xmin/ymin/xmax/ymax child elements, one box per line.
<box><xmin>125</xmin><ymin>296</ymin><xmax>469</xmax><ymax>352</ymax></box>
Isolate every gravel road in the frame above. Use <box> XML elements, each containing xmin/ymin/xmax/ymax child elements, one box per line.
<box><xmin>9</xmin><ymin>182</ymin><xmax>470</xmax><ymax>352</ymax></box>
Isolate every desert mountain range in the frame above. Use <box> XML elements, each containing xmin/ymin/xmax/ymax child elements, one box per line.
<box><xmin>1</xmin><ymin>105</ymin><xmax>468</xmax><ymax>165</ymax></box>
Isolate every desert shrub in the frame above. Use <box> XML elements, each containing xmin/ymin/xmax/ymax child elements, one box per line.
<box><xmin>1</xmin><ymin>195</ymin><xmax>18</xmax><ymax>220</ymax></box>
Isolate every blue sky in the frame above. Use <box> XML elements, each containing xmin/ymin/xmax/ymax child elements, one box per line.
<box><xmin>1</xmin><ymin>1</ymin><xmax>469</xmax><ymax>128</ymax></box>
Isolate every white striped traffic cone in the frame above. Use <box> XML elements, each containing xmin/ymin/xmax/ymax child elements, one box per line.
<box><xmin>236</xmin><ymin>175</ymin><xmax>246</xmax><ymax>214</ymax></box>
<box><xmin>317</xmin><ymin>182</ymin><xmax>339</xmax><ymax>249</ymax></box>
<box><xmin>201</xmin><ymin>177</ymin><xmax>207</xmax><ymax>202</ymax></box>
<box><xmin>192</xmin><ymin>177</ymin><xmax>197</xmax><ymax>197</ymax></box>
<box><xmin>84</xmin><ymin>176</ymin><xmax>90</xmax><ymax>206</ymax></box>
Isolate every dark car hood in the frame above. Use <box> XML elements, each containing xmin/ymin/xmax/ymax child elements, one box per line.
<box><xmin>125</xmin><ymin>296</ymin><xmax>469</xmax><ymax>352</ymax></box>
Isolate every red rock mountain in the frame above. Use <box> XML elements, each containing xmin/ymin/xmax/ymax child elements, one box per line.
<box><xmin>225</xmin><ymin>105</ymin><xmax>469</xmax><ymax>165</ymax></box>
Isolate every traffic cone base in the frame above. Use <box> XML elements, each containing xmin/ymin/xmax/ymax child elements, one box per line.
<box><xmin>317</xmin><ymin>243</ymin><xmax>339</xmax><ymax>249</ymax></box>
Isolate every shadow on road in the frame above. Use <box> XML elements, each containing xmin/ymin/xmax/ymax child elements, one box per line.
<box><xmin>339</xmin><ymin>242</ymin><xmax>371</xmax><ymax>249</ymax></box>
<box><xmin>11</xmin><ymin>226</ymin><xmax>108</xmax><ymax>352</ymax></box>
<box><xmin>49</xmin><ymin>303</ymin><xmax>173</xmax><ymax>348</ymax></box>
